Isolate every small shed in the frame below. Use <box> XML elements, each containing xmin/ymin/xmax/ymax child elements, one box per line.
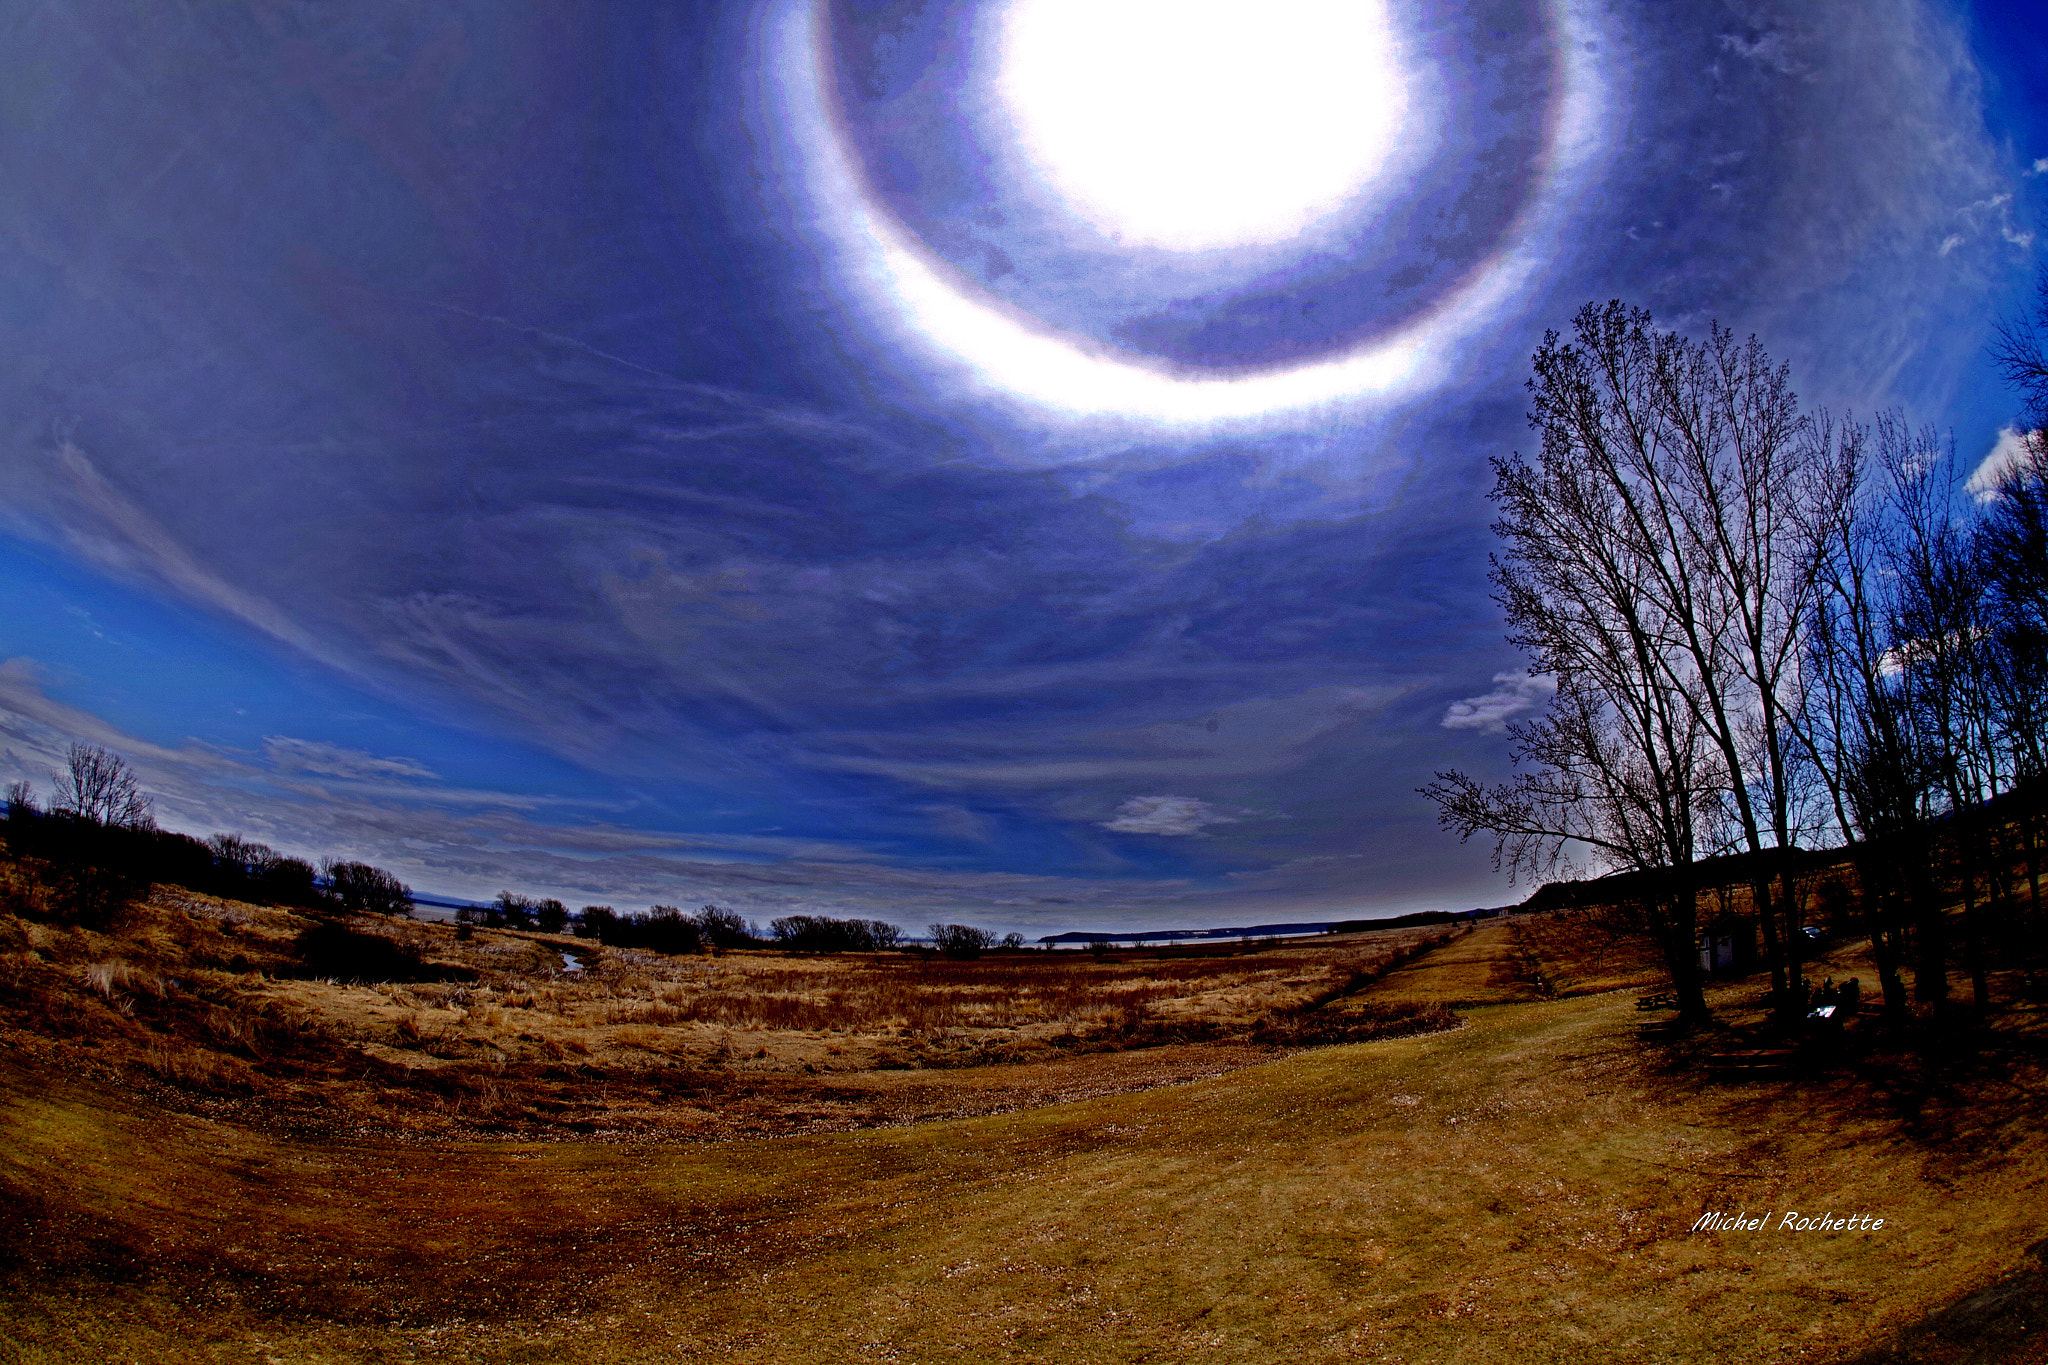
<box><xmin>1696</xmin><ymin>916</ymin><xmax>1756</xmax><ymax>975</ymax></box>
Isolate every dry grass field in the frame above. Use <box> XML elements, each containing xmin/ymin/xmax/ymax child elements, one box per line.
<box><xmin>2</xmin><ymin>887</ymin><xmax>2045</xmax><ymax>1364</ymax></box>
<box><xmin>0</xmin><ymin>887</ymin><xmax>1458</xmax><ymax>1142</ymax></box>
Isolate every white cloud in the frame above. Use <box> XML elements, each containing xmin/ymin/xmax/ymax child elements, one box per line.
<box><xmin>1441</xmin><ymin>672</ymin><xmax>1556</xmax><ymax>734</ymax></box>
<box><xmin>1099</xmin><ymin>795</ymin><xmax>1239</xmax><ymax>837</ymax></box>
<box><xmin>1967</xmin><ymin>426</ymin><xmax>2042</xmax><ymax>502</ymax></box>
<box><xmin>263</xmin><ymin>736</ymin><xmax>438</xmax><ymax>782</ymax></box>
<box><xmin>2030</xmin><ymin>158</ymin><xmax>2048</xmax><ymax>176</ymax></box>
<box><xmin>1941</xmin><ymin>193</ymin><xmax>2033</xmax><ymax>253</ymax></box>
<box><xmin>48</xmin><ymin>440</ymin><xmax>341</xmax><ymax>667</ymax></box>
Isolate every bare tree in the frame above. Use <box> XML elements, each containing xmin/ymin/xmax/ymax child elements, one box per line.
<box><xmin>1424</xmin><ymin>309</ymin><xmax>1726</xmax><ymax>1020</ymax></box>
<box><xmin>693</xmin><ymin>904</ymin><xmax>756</xmax><ymax>949</ymax></box>
<box><xmin>1879</xmin><ymin>420</ymin><xmax>2011</xmax><ymax>1008</ymax></box>
<box><xmin>208</xmin><ymin>832</ymin><xmax>277</xmax><ymax>873</ymax></box>
<box><xmin>927</xmin><ymin>922</ymin><xmax>997</xmax><ymax>959</ymax></box>
<box><xmin>323</xmin><ymin>859</ymin><xmax>415</xmax><ymax>917</ymax></box>
<box><xmin>1992</xmin><ymin>268</ymin><xmax>2048</xmax><ymax>438</ymax></box>
<box><xmin>52</xmin><ymin>743</ymin><xmax>152</xmax><ymax>829</ymax></box>
<box><xmin>1787</xmin><ymin>413</ymin><xmax>1941</xmax><ymax>1017</ymax></box>
<box><xmin>1426</xmin><ymin>303</ymin><xmax>1854</xmax><ymax>1023</ymax></box>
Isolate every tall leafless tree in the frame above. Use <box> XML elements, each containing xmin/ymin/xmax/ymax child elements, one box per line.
<box><xmin>52</xmin><ymin>743</ymin><xmax>152</xmax><ymax>829</ymax></box>
<box><xmin>1426</xmin><ymin>303</ymin><xmax>1855</xmax><ymax>1022</ymax></box>
<box><xmin>1787</xmin><ymin>414</ymin><xmax>1950</xmax><ymax>1016</ymax></box>
<box><xmin>1616</xmin><ymin>316</ymin><xmax>1831</xmax><ymax>1008</ymax></box>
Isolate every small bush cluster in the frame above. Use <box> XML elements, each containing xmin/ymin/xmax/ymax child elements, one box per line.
<box><xmin>570</xmin><ymin>904</ymin><xmax>757</xmax><ymax>954</ymax></box>
<box><xmin>460</xmin><ymin>893</ymin><xmax>570</xmax><ymax>933</ymax></box>
<box><xmin>324</xmin><ymin>860</ymin><xmax>416</xmax><ymax>918</ymax></box>
<box><xmin>928</xmin><ymin>923</ymin><xmax>997</xmax><ymax>959</ymax></box>
<box><xmin>1249</xmin><ymin>999</ymin><xmax>1462</xmax><ymax>1046</ymax></box>
<box><xmin>769</xmin><ymin>915</ymin><xmax>903</xmax><ymax>952</ymax></box>
<box><xmin>293</xmin><ymin>922</ymin><xmax>472</xmax><ymax>984</ymax></box>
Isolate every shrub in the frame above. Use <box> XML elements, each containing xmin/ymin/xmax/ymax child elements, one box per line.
<box><xmin>769</xmin><ymin>915</ymin><xmax>905</xmax><ymax>952</ymax></box>
<box><xmin>491</xmin><ymin>892</ymin><xmax>536</xmax><ymax>930</ymax></box>
<box><xmin>293</xmin><ymin>922</ymin><xmax>471</xmax><ymax>984</ymax></box>
<box><xmin>640</xmin><ymin>906</ymin><xmax>703</xmax><ymax>955</ymax></box>
<box><xmin>205</xmin><ymin>834</ymin><xmax>324</xmax><ymax>908</ymax></box>
<box><xmin>695</xmin><ymin>904</ymin><xmax>757</xmax><ymax>949</ymax></box>
<box><xmin>54</xmin><ymin>859</ymin><xmax>148</xmax><ymax>929</ymax></box>
<box><xmin>575</xmin><ymin>904</ymin><xmax>703</xmax><ymax>954</ymax></box>
<box><xmin>255</xmin><ymin>856</ymin><xmax>320</xmax><ymax>907</ymax></box>
<box><xmin>322</xmin><ymin>859</ymin><xmax>414</xmax><ymax>916</ymax></box>
<box><xmin>928</xmin><ymin>923</ymin><xmax>997</xmax><ymax>960</ymax></box>
<box><xmin>1249</xmin><ymin>999</ymin><xmax>1461</xmax><ymax>1046</ymax></box>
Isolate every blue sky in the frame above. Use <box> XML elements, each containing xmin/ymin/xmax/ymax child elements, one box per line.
<box><xmin>2</xmin><ymin>0</ymin><xmax>2043</xmax><ymax>934</ymax></box>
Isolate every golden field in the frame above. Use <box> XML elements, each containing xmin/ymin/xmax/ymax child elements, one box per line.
<box><xmin>1</xmin><ymin>888</ymin><xmax>2043</xmax><ymax>1364</ymax></box>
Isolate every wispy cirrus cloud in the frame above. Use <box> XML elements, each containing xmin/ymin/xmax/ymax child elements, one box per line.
<box><xmin>1099</xmin><ymin>795</ymin><xmax>1240</xmax><ymax>837</ymax></box>
<box><xmin>263</xmin><ymin>736</ymin><xmax>437</xmax><ymax>782</ymax></box>
<box><xmin>1441</xmin><ymin>672</ymin><xmax>1555</xmax><ymax>734</ymax></box>
<box><xmin>0</xmin><ymin>659</ymin><xmax>1439</xmax><ymax>931</ymax></box>
<box><xmin>809</xmin><ymin>686</ymin><xmax>1408</xmax><ymax>789</ymax></box>
<box><xmin>1967</xmin><ymin>426</ymin><xmax>2041</xmax><ymax>501</ymax></box>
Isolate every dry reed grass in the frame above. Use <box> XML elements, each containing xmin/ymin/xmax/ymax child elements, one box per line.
<box><xmin>4</xmin><ymin>852</ymin><xmax>2044</xmax><ymax>1363</ymax></box>
<box><xmin>4</xmin><ymin>965</ymin><xmax>2042</xmax><ymax>1365</ymax></box>
<box><xmin>0</xmin><ymin>872</ymin><xmax>1462</xmax><ymax>1143</ymax></box>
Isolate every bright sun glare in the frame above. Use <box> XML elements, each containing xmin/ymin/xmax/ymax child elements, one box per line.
<box><xmin>996</xmin><ymin>0</ymin><xmax>1409</xmax><ymax>252</ymax></box>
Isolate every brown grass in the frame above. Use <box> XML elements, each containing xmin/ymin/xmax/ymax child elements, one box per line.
<box><xmin>2</xmin><ymin>967</ymin><xmax>2042</xmax><ymax>1364</ymax></box>
<box><xmin>0</xmin><ymin>885</ymin><xmax>1461</xmax><ymax>1142</ymax></box>
<box><xmin>2</xmin><ymin>874</ymin><xmax>2043</xmax><ymax>1363</ymax></box>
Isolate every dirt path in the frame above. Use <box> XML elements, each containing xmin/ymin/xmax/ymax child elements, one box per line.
<box><xmin>1358</xmin><ymin>920</ymin><xmax>1540</xmax><ymax>1006</ymax></box>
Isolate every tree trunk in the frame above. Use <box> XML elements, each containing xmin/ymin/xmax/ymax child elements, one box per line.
<box><xmin>1654</xmin><ymin>877</ymin><xmax>1710</xmax><ymax>1027</ymax></box>
<box><xmin>1754</xmin><ymin>875</ymin><xmax>1789</xmax><ymax>1011</ymax></box>
<box><xmin>1842</xmin><ymin>842</ymin><xmax>1909</xmax><ymax>1017</ymax></box>
<box><xmin>1909</xmin><ymin>824</ymin><xmax>1949</xmax><ymax>1006</ymax></box>
<box><xmin>1956</xmin><ymin>812</ymin><xmax>1992</xmax><ymax>1011</ymax></box>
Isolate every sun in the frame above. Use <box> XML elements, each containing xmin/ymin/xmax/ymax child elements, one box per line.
<box><xmin>993</xmin><ymin>0</ymin><xmax>1411</xmax><ymax>252</ymax></box>
<box><xmin>772</xmin><ymin>0</ymin><xmax>1604</xmax><ymax>424</ymax></box>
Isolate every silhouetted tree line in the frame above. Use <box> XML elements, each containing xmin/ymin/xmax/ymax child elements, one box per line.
<box><xmin>458</xmin><ymin>891</ymin><xmax>571</xmax><ymax>934</ymax></box>
<box><xmin>769</xmin><ymin>914</ymin><xmax>903</xmax><ymax>952</ymax></box>
<box><xmin>927</xmin><ymin>922</ymin><xmax>998</xmax><ymax>959</ymax></box>
<box><xmin>1425</xmin><ymin>293</ymin><xmax>2048</xmax><ymax>1026</ymax></box>
<box><xmin>9</xmin><ymin>747</ymin><xmax>1015</xmax><ymax>967</ymax></box>
<box><xmin>563</xmin><ymin>902</ymin><xmax>758</xmax><ymax>954</ymax></box>
<box><xmin>3</xmin><ymin>744</ymin><xmax>412</xmax><ymax>927</ymax></box>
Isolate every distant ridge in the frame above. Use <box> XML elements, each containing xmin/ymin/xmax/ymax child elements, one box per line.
<box><xmin>408</xmin><ymin>894</ymin><xmax>491</xmax><ymax>920</ymax></box>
